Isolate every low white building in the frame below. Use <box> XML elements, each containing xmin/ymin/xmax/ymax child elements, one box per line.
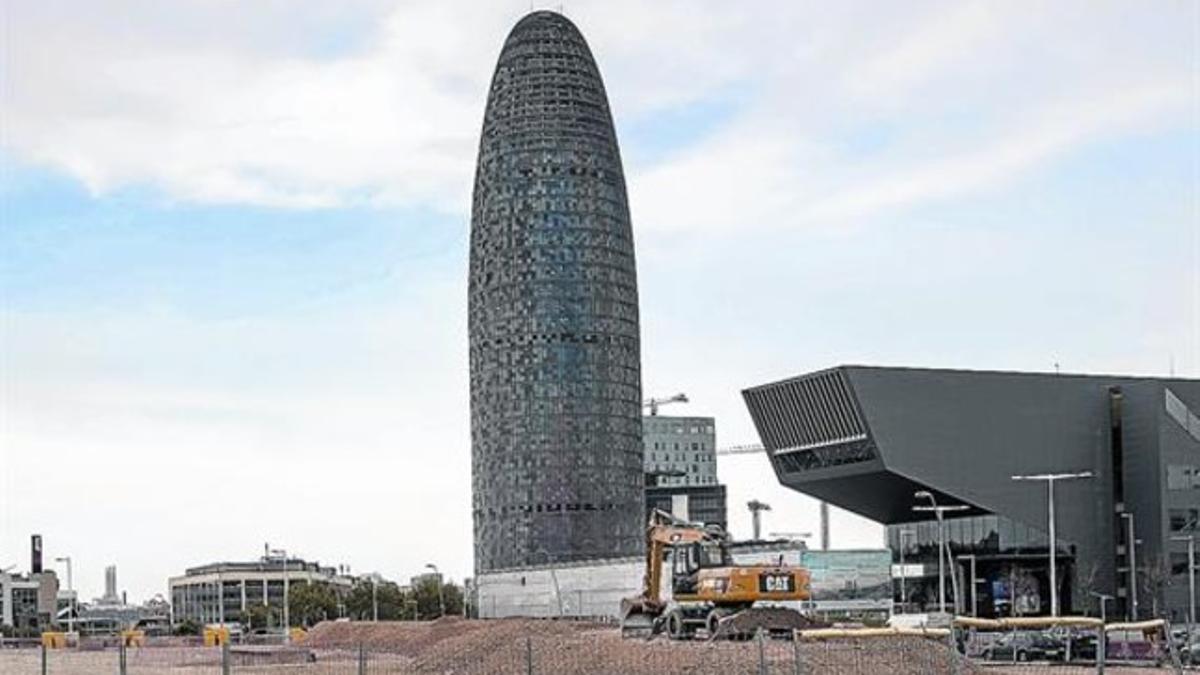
<box><xmin>475</xmin><ymin>543</ymin><xmax>892</xmax><ymax>620</ymax></box>
<box><xmin>168</xmin><ymin>554</ymin><xmax>355</xmax><ymax>626</ymax></box>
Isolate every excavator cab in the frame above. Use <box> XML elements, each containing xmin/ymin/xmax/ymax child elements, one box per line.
<box><xmin>671</xmin><ymin>541</ymin><xmax>730</xmax><ymax>595</ymax></box>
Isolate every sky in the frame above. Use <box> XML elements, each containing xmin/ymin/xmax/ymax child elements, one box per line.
<box><xmin>1</xmin><ymin>0</ymin><xmax>1196</xmax><ymax>603</ymax></box>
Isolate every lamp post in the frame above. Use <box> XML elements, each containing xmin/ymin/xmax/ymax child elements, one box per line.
<box><xmin>371</xmin><ymin>575</ymin><xmax>379</xmax><ymax>622</ymax></box>
<box><xmin>425</xmin><ymin>564</ymin><xmax>445</xmax><ymax>618</ymax></box>
<box><xmin>268</xmin><ymin>547</ymin><xmax>289</xmax><ymax>633</ymax></box>
<box><xmin>54</xmin><ymin>556</ymin><xmax>74</xmax><ymax>634</ymax></box>
<box><xmin>898</xmin><ymin>529</ymin><xmax>916</xmax><ymax>611</ymax></box>
<box><xmin>1170</xmin><ymin>530</ymin><xmax>1196</xmax><ymax>638</ymax></box>
<box><xmin>958</xmin><ymin>554</ymin><xmax>979</xmax><ymax>617</ymax></box>
<box><xmin>913</xmin><ymin>491</ymin><xmax>968</xmax><ymax>613</ymax></box>
<box><xmin>1091</xmin><ymin>591</ymin><xmax>1113</xmax><ymax>675</ymax></box>
<box><xmin>1011</xmin><ymin>471</ymin><xmax>1093</xmax><ymax>616</ymax></box>
<box><xmin>1120</xmin><ymin>513</ymin><xmax>1138</xmax><ymax>620</ymax></box>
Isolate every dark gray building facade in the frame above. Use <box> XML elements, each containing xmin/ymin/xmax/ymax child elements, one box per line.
<box><xmin>645</xmin><ymin>484</ymin><xmax>728</xmax><ymax>532</ymax></box>
<box><xmin>642</xmin><ymin>414</ymin><xmax>727</xmax><ymax>530</ymax></box>
<box><xmin>743</xmin><ymin>366</ymin><xmax>1200</xmax><ymax>620</ymax></box>
<box><xmin>469</xmin><ymin>12</ymin><xmax>644</xmax><ymax>572</ymax></box>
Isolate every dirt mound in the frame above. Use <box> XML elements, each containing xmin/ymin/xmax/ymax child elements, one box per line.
<box><xmin>712</xmin><ymin>607</ymin><xmax>828</xmax><ymax>639</ymax></box>
<box><xmin>305</xmin><ymin>619</ymin><xmax>983</xmax><ymax>674</ymax></box>
<box><xmin>305</xmin><ymin>617</ymin><xmax>486</xmax><ymax>655</ymax></box>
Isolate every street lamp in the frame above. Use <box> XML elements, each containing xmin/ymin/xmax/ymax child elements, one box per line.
<box><xmin>1091</xmin><ymin>590</ymin><xmax>1114</xmax><ymax>674</ymax></box>
<box><xmin>54</xmin><ymin>556</ymin><xmax>74</xmax><ymax>635</ymax></box>
<box><xmin>371</xmin><ymin>575</ymin><xmax>379</xmax><ymax>622</ymax></box>
<box><xmin>268</xmin><ymin>547</ymin><xmax>289</xmax><ymax>633</ymax></box>
<box><xmin>913</xmin><ymin>491</ymin><xmax>968</xmax><ymax>613</ymax></box>
<box><xmin>1171</xmin><ymin>521</ymin><xmax>1197</xmax><ymax>641</ymax></box>
<box><xmin>898</xmin><ymin>529</ymin><xmax>916</xmax><ymax>611</ymax></box>
<box><xmin>1011</xmin><ymin>471</ymin><xmax>1093</xmax><ymax>616</ymax></box>
<box><xmin>425</xmin><ymin>564</ymin><xmax>445</xmax><ymax>618</ymax></box>
<box><xmin>1120</xmin><ymin>513</ymin><xmax>1138</xmax><ymax>620</ymax></box>
<box><xmin>958</xmin><ymin>554</ymin><xmax>979</xmax><ymax>617</ymax></box>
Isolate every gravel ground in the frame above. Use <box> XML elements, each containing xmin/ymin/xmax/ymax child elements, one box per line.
<box><xmin>0</xmin><ymin>618</ymin><xmax>1184</xmax><ymax>674</ymax></box>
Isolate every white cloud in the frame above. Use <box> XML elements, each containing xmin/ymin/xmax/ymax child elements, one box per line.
<box><xmin>3</xmin><ymin>1</ymin><xmax>1190</xmax><ymax>220</ymax></box>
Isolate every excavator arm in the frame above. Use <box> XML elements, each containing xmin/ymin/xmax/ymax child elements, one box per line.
<box><xmin>620</xmin><ymin>510</ymin><xmax>713</xmax><ymax>635</ymax></box>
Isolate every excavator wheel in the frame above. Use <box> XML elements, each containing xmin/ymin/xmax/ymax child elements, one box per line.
<box><xmin>705</xmin><ymin>609</ymin><xmax>729</xmax><ymax>639</ymax></box>
<box><xmin>666</xmin><ymin>609</ymin><xmax>691</xmax><ymax>641</ymax></box>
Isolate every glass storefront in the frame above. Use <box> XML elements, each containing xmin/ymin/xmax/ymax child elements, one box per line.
<box><xmin>888</xmin><ymin>515</ymin><xmax>1074</xmax><ymax>617</ymax></box>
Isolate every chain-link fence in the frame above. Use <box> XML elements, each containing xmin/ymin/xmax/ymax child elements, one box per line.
<box><xmin>0</xmin><ymin>630</ymin><xmax>1191</xmax><ymax>674</ymax></box>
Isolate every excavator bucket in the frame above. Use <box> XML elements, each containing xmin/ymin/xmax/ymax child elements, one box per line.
<box><xmin>709</xmin><ymin>607</ymin><xmax>823</xmax><ymax>641</ymax></box>
<box><xmin>619</xmin><ymin>597</ymin><xmax>660</xmax><ymax>638</ymax></box>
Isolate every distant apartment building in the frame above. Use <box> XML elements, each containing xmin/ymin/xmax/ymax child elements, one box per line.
<box><xmin>2</xmin><ymin>538</ymin><xmax>61</xmax><ymax>633</ymax></box>
<box><xmin>168</xmin><ymin>553</ymin><xmax>354</xmax><ymax>626</ymax></box>
<box><xmin>1</xmin><ymin>571</ymin><xmax>59</xmax><ymax>632</ymax></box>
<box><xmin>643</xmin><ymin>415</ymin><xmax>727</xmax><ymax>530</ymax></box>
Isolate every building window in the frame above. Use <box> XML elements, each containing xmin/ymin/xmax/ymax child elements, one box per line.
<box><xmin>1170</xmin><ymin>508</ymin><xmax>1199</xmax><ymax>532</ymax></box>
<box><xmin>1168</xmin><ymin>465</ymin><xmax>1200</xmax><ymax>490</ymax></box>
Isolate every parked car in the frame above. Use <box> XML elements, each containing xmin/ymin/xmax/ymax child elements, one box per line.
<box><xmin>982</xmin><ymin>632</ymin><xmax>1065</xmax><ymax>662</ymax></box>
<box><xmin>1063</xmin><ymin>632</ymin><xmax>1099</xmax><ymax>661</ymax></box>
<box><xmin>1106</xmin><ymin>630</ymin><xmax>1162</xmax><ymax>664</ymax></box>
<box><xmin>1180</xmin><ymin>639</ymin><xmax>1200</xmax><ymax>665</ymax></box>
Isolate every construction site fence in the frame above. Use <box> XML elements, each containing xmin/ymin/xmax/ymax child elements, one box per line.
<box><xmin>1</xmin><ymin>628</ymin><xmax>1195</xmax><ymax>674</ymax></box>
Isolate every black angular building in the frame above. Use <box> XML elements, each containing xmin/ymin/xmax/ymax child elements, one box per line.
<box><xmin>469</xmin><ymin>12</ymin><xmax>644</xmax><ymax>572</ymax></box>
<box><xmin>743</xmin><ymin>366</ymin><xmax>1200</xmax><ymax>620</ymax></box>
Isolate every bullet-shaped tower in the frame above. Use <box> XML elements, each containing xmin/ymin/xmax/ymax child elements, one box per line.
<box><xmin>469</xmin><ymin>11</ymin><xmax>643</xmax><ymax>572</ymax></box>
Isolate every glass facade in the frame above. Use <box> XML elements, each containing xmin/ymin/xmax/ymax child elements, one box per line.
<box><xmin>469</xmin><ymin>12</ymin><xmax>643</xmax><ymax>572</ymax></box>
<box><xmin>887</xmin><ymin>515</ymin><xmax>1074</xmax><ymax>617</ymax></box>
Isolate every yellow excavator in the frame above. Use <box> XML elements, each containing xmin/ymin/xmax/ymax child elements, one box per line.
<box><xmin>620</xmin><ymin>510</ymin><xmax>819</xmax><ymax>640</ymax></box>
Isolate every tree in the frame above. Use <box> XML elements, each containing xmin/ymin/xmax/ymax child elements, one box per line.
<box><xmin>441</xmin><ymin>582</ymin><xmax>465</xmax><ymax>616</ymax></box>
<box><xmin>345</xmin><ymin>580</ymin><xmax>408</xmax><ymax>621</ymax></box>
<box><xmin>173</xmin><ymin>619</ymin><xmax>202</xmax><ymax>636</ymax></box>
<box><xmin>287</xmin><ymin>582</ymin><xmax>339</xmax><ymax>627</ymax></box>
<box><xmin>238</xmin><ymin>604</ymin><xmax>271</xmax><ymax>631</ymax></box>
<box><xmin>1143</xmin><ymin>555</ymin><xmax>1173</xmax><ymax>618</ymax></box>
<box><xmin>412</xmin><ymin>577</ymin><xmax>466</xmax><ymax>619</ymax></box>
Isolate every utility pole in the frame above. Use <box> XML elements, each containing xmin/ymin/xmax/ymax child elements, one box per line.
<box><xmin>1011</xmin><ymin>471</ymin><xmax>1093</xmax><ymax>616</ymax></box>
<box><xmin>747</xmin><ymin>500</ymin><xmax>771</xmax><ymax>541</ymax></box>
<box><xmin>913</xmin><ymin>491</ymin><xmax>968</xmax><ymax>614</ymax></box>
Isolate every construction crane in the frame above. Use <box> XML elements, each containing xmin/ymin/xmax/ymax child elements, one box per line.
<box><xmin>720</xmin><ymin>443</ymin><xmax>833</xmax><ymax>549</ymax></box>
<box><xmin>746</xmin><ymin>500</ymin><xmax>771</xmax><ymax>540</ymax></box>
<box><xmin>716</xmin><ymin>443</ymin><xmax>765</xmax><ymax>455</ymax></box>
<box><xmin>643</xmin><ymin>393</ymin><xmax>688</xmax><ymax>416</ymax></box>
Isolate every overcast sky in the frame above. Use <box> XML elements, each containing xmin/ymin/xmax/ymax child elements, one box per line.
<box><xmin>1</xmin><ymin>1</ymin><xmax>1196</xmax><ymax>603</ymax></box>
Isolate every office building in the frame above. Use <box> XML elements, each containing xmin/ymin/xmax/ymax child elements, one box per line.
<box><xmin>743</xmin><ymin>365</ymin><xmax>1200</xmax><ymax>620</ymax></box>
<box><xmin>469</xmin><ymin>11</ymin><xmax>644</xmax><ymax>571</ymax></box>
<box><xmin>168</xmin><ymin>553</ymin><xmax>354</xmax><ymax>626</ymax></box>
<box><xmin>643</xmin><ymin>414</ymin><xmax>727</xmax><ymax>530</ymax></box>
